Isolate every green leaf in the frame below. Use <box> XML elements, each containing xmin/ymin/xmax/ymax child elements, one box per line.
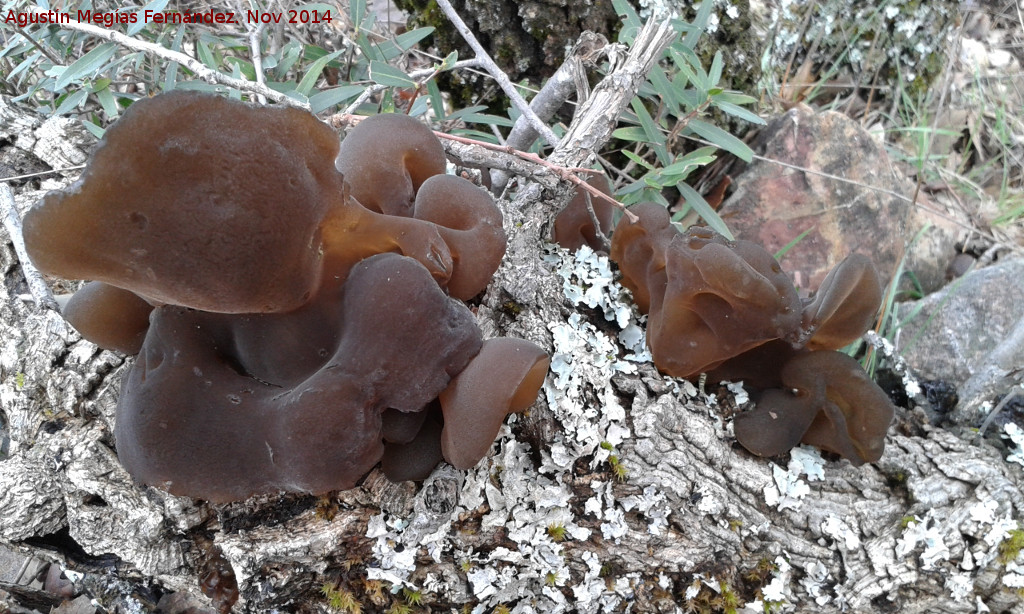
<box><xmin>163</xmin><ymin>24</ymin><xmax>186</xmax><ymax>90</ymax></box>
<box><xmin>368</xmin><ymin>60</ymin><xmax>415</xmax><ymax>88</ymax></box>
<box><xmin>611</xmin><ymin>0</ymin><xmax>642</xmax><ymax>40</ymax></box>
<box><xmin>438</xmin><ymin>51</ymin><xmax>458</xmax><ymax>72</ymax></box>
<box><xmin>54</xmin><ymin>88</ymin><xmax>88</xmax><ymax>115</ymax></box>
<box><xmin>611</xmin><ymin>126</ymin><xmax>648</xmax><ymax>142</ymax></box>
<box><xmin>376</xmin><ymin>27</ymin><xmax>435</xmax><ymax>61</ymax></box>
<box><xmin>684</xmin><ymin>0</ymin><xmax>714</xmax><ymax>48</ymax></box>
<box><xmin>274</xmin><ymin>41</ymin><xmax>302</xmax><ymax>78</ymax></box>
<box><xmin>196</xmin><ymin>40</ymin><xmax>218</xmax><ymax>70</ymax></box>
<box><xmin>774</xmin><ymin>227</ymin><xmax>814</xmax><ymax>259</ymax></box>
<box><xmin>669</xmin><ymin>48</ymin><xmax>708</xmax><ymax>94</ymax></box>
<box><xmin>630</xmin><ymin>98</ymin><xmax>669</xmax><ymax>165</ymax></box>
<box><xmin>8</xmin><ymin>51</ymin><xmax>42</xmax><ymax>84</ymax></box>
<box><xmin>708</xmin><ymin>50</ymin><xmax>723</xmax><ymax>87</ymax></box>
<box><xmin>661</xmin><ymin>146</ymin><xmax>718</xmax><ymax>176</ymax></box>
<box><xmin>350</xmin><ymin>0</ymin><xmax>367</xmax><ymax>30</ymax></box>
<box><xmin>297</xmin><ymin>49</ymin><xmax>344</xmax><ymax>95</ymax></box>
<box><xmin>676</xmin><ymin>182</ymin><xmax>733</xmax><ymax>239</ymax></box>
<box><xmin>713</xmin><ymin>91</ymin><xmax>758</xmax><ymax>105</ymax></box>
<box><xmin>712</xmin><ymin>99</ymin><xmax>766</xmax><ymax>125</ymax></box>
<box><xmin>225</xmin><ymin>57</ymin><xmax>256</xmax><ymax>81</ymax></box>
<box><xmin>94</xmin><ymin>82</ymin><xmax>119</xmax><ymax>118</ymax></box>
<box><xmin>82</xmin><ymin>118</ymin><xmax>106</xmax><ymax>139</ymax></box>
<box><xmin>56</xmin><ymin>43</ymin><xmax>117</xmax><ymax>90</ymax></box>
<box><xmin>128</xmin><ymin>0</ymin><xmax>169</xmax><ymax>35</ymax></box>
<box><xmin>427</xmin><ymin>79</ymin><xmax>446</xmax><ymax>119</ymax></box>
<box><xmin>687</xmin><ymin>118</ymin><xmax>753</xmax><ymax>162</ymax></box>
<box><xmin>621</xmin><ymin>150</ymin><xmax>655</xmax><ymax>171</ymax></box>
<box><xmin>647</xmin><ymin>65</ymin><xmax>680</xmax><ymax>116</ymax></box>
<box><xmin>308</xmin><ymin>85</ymin><xmax>365</xmax><ymax>113</ymax></box>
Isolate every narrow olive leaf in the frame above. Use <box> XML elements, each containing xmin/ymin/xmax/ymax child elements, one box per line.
<box><xmin>621</xmin><ymin>150</ymin><xmax>655</xmax><ymax>171</ymax></box>
<box><xmin>225</xmin><ymin>57</ymin><xmax>256</xmax><ymax>81</ymax></box>
<box><xmin>629</xmin><ymin>98</ymin><xmax>659</xmax><ymax>140</ymax></box>
<box><xmin>56</xmin><ymin>43</ymin><xmax>117</xmax><ymax>91</ymax></box>
<box><xmin>669</xmin><ymin>48</ymin><xmax>708</xmax><ymax>94</ymax></box>
<box><xmin>350</xmin><ymin>0</ymin><xmax>367</xmax><ymax>31</ymax></box>
<box><xmin>309</xmin><ymin>85</ymin><xmax>365</xmax><ymax>113</ymax></box>
<box><xmin>712</xmin><ymin>99</ymin><xmax>767</xmax><ymax>125</ymax></box>
<box><xmin>427</xmin><ymin>79</ymin><xmax>446</xmax><ymax>119</ymax></box>
<box><xmin>687</xmin><ymin>118</ymin><xmax>753</xmax><ymax>162</ymax></box>
<box><xmin>128</xmin><ymin>0</ymin><xmax>169</xmax><ymax>35</ymax></box>
<box><xmin>684</xmin><ymin>0</ymin><xmax>714</xmax><ymax>48</ymax></box>
<box><xmin>377</xmin><ymin>27</ymin><xmax>435</xmax><ymax>61</ymax></box>
<box><xmin>53</xmin><ymin>88</ymin><xmax>88</xmax><ymax>116</ymax></box>
<box><xmin>708</xmin><ymin>50</ymin><xmax>724</xmax><ymax>87</ymax></box>
<box><xmin>297</xmin><ymin>49</ymin><xmax>344</xmax><ymax>95</ymax></box>
<box><xmin>196</xmin><ymin>40</ymin><xmax>218</xmax><ymax>70</ymax></box>
<box><xmin>676</xmin><ymin>181</ymin><xmax>733</xmax><ymax>240</ymax></box>
<box><xmin>275</xmin><ymin>41</ymin><xmax>302</xmax><ymax>78</ymax></box>
<box><xmin>661</xmin><ymin>146</ymin><xmax>718</xmax><ymax>176</ymax></box>
<box><xmin>93</xmin><ymin>81</ymin><xmax>119</xmax><ymax>118</ymax></box>
<box><xmin>368</xmin><ymin>60</ymin><xmax>415</xmax><ymax>88</ymax></box>
<box><xmin>82</xmin><ymin>119</ymin><xmax>105</xmax><ymax>139</ymax></box>
<box><xmin>611</xmin><ymin>126</ymin><xmax>648</xmax><ymax>142</ymax></box>
<box><xmin>438</xmin><ymin>51</ymin><xmax>458</xmax><ymax>72</ymax></box>
<box><xmin>9</xmin><ymin>52</ymin><xmax>41</xmax><ymax>84</ymax></box>
<box><xmin>163</xmin><ymin>25</ymin><xmax>186</xmax><ymax>91</ymax></box>
<box><xmin>648</xmin><ymin>65</ymin><xmax>680</xmax><ymax>116</ymax></box>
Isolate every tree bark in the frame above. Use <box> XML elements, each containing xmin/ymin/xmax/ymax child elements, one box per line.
<box><xmin>2</xmin><ymin>19</ymin><xmax>1024</xmax><ymax>614</ymax></box>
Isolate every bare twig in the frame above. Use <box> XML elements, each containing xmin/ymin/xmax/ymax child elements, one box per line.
<box><xmin>433</xmin><ymin>0</ymin><xmax>561</xmax><ymax>148</ymax></box>
<box><xmin>490</xmin><ymin>31</ymin><xmax>611</xmax><ymax>194</ymax></box>
<box><xmin>245</xmin><ymin>19</ymin><xmax>267</xmax><ymax>105</ymax></box>
<box><xmin>25</xmin><ymin>6</ymin><xmax>305</xmax><ymax>109</ymax></box>
<box><xmin>0</xmin><ymin>185</ymin><xmax>58</xmax><ymax>311</ymax></box>
<box><xmin>14</xmin><ymin>25</ymin><xmax>63</xmax><ymax>66</ymax></box>
<box><xmin>0</xmin><ymin>166</ymin><xmax>86</xmax><ymax>184</ymax></box>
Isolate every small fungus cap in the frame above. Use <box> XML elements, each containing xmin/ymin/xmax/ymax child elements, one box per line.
<box><xmin>413</xmin><ymin>174</ymin><xmax>507</xmax><ymax>300</ymax></box>
<box><xmin>733</xmin><ymin>351</ymin><xmax>895</xmax><ymax>465</ymax></box>
<box><xmin>336</xmin><ymin>113</ymin><xmax>446</xmax><ymax>216</ymax></box>
<box><xmin>62</xmin><ymin>281</ymin><xmax>153</xmax><ymax>354</ymax></box>
<box><xmin>801</xmin><ymin>253</ymin><xmax>883</xmax><ymax>351</ymax></box>
<box><xmin>439</xmin><ymin>337</ymin><xmax>549</xmax><ymax>469</ymax></box>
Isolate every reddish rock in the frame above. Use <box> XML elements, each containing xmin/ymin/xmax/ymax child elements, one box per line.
<box><xmin>718</xmin><ymin>105</ymin><xmax>910</xmax><ymax>293</ymax></box>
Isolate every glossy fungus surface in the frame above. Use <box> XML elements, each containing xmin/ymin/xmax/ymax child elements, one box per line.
<box><xmin>24</xmin><ymin>92</ymin><xmax>340</xmax><ymax>313</ymax></box>
<box><xmin>733</xmin><ymin>351</ymin><xmax>895</xmax><ymax>465</ymax></box>
<box><xmin>438</xmin><ymin>337</ymin><xmax>550</xmax><ymax>469</ymax></box>
<box><xmin>24</xmin><ymin>91</ymin><xmax>549</xmax><ymax>501</ymax></box>
<box><xmin>552</xmin><ymin>175</ymin><xmax>615</xmax><ymax>252</ymax></box>
<box><xmin>116</xmin><ymin>254</ymin><xmax>482</xmax><ymax>502</ymax></box>
<box><xmin>801</xmin><ymin>253</ymin><xmax>883</xmax><ymax>350</ymax></box>
<box><xmin>336</xmin><ymin>113</ymin><xmax>447</xmax><ymax>216</ymax></box>
<box><xmin>611</xmin><ymin>202</ymin><xmax>802</xmax><ymax>378</ymax></box>
<box><xmin>610</xmin><ymin>203</ymin><xmax>893</xmax><ymax>464</ymax></box>
<box><xmin>413</xmin><ymin>174</ymin><xmax>507</xmax><ymax>300</ymax></box>
<box><xmin>62</xmin><ymin>281</ymin><xmax>153</xmax><ymax>355</ymax></box>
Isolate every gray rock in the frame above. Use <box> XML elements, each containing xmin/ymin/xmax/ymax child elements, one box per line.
<box><xmin>897</xmin><ymin>258</ymin><xmax>1024</xmax><ymax>389</ymax></box>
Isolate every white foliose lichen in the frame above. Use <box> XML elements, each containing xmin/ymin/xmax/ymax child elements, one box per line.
<box><xmin>364</xmin><ymin>246</ymin><xmax>684</xmax><ymax>612</ymax></box>
<box><xmin>763</xmin><ymin>446</ymin><xmax>825</xmax><ymax>511</ymax></box>
<box><xmin>1004</xmin><ymin>422</ymin><xmax>1024</xmax><ymax>466</ymax></box>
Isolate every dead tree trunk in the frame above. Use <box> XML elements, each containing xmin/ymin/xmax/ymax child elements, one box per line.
<box><xmin>2</xmin><ymin>19</ymin><xmax>1024</xmax><ymax>614</ymax></box>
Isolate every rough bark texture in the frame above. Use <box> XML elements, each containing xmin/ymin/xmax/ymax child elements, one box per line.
<box><xmin>3</xmin><ymin>21</ymin><xmax>1024</xmax><ymax>614</ymax></box>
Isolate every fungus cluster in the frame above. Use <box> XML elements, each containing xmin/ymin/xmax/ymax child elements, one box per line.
<box><xmin>23</xmin><ymin>91</ymin><xmax>548</xmax><ymax>503</ymax></box>
<box><xmin>609</xmin><ymin>202</ymin><xmax>894</xmax><ymax>465</ymax></box>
